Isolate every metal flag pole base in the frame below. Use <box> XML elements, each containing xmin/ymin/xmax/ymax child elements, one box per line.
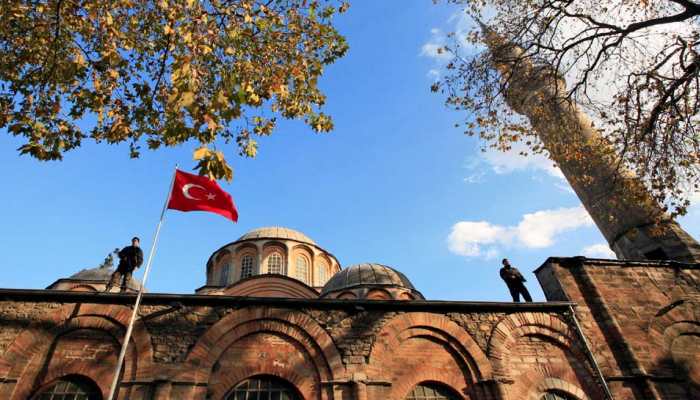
<box><xmin>107</xmin><ymin>165</ymin><xmax>178</xmax><ymax>400</ymax></box>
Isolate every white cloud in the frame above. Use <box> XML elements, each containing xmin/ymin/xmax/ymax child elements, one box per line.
<box><xmin>420</xmin><ymin>28</ymin><xmax>451</xmax><ymax>60</ymax></box>
<box><xmin>462</xmin><ymin>145</ymin><xmax>570</xmax><ymax>191</ymax></box>
<box><xmin>420</xmin><ymin>11</ymin><xmax>480</xmax><ymax>77</ymax></box>
<box><xmin>581</xmin><ymin>243</ymin><xmax>616</xmax><ymax>259</ymax></box>
<box><xmin>427</xmin><ymin>68</ymin><xmax>441</xmax><ymax>81</ymax></box>
<box><xmin>481</xmin><ymin>142</ymin><xmax>565</xmax><ymax>180</ymax></box>
<box><xmin>447</xmin><ymin>206</ymin><xmax>593</xmax><ymax>259</ymax></box>
<box><xmin>448</xmin><ymin>221</ymin><xmax>511</xmax><ymax>257</ymax></box>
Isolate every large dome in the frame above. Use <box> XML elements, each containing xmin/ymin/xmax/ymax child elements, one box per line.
<box><xmin>321</xmin><ymin>263</ymin><xmax>423</xmax><ymax>299</ymax></box>
<box><xmin>236</xmin><ymin>226</ymin><xmax>316</xmax><ymax>245</ymax></box>
<box><xmin>202</xmin><ymin>226</ymin><xmax>340</xmax><ymax>293</ymax></box>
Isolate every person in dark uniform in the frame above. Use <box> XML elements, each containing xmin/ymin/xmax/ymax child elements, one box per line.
<box><xmin>499</xmin><ymin>258</ymin><xmax>532</xmax><ymax>302</ymax></box>
<box><xmin>105</xmin><ymin>237</ymin><xmax>144</xmax><ymax>292</ymax></box>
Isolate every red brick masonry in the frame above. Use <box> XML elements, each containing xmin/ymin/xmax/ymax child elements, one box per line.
<box><xmin>0</xmin><ymin>257</ymin><xmax>697</xmax><ymax>399</ymax></box>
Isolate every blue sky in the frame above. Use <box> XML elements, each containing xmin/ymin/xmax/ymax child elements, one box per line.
<box><xmin>2</xmin><ymin>1</ymin><xmax>699</xmax><ymax>301</ymax></box>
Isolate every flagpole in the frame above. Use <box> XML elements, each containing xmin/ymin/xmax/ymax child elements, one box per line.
<box><xmin>107</xmin><ymin>164</ymin><xmax>179</xmax><ymax>400</ymax></box>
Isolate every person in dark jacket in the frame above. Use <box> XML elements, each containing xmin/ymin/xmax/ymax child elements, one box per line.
<box><xmin>105</xmin><ymin>237</ymin><xmax>144</xmax><ymax>292</ymax></box>
<box><xmin>499</xmin><ymin>258</ymin><xmax>532</xmax><ymax>302</ymax></box>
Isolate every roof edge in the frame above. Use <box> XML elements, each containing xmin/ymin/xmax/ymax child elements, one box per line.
<box><xmin>0</xmin><ymin>288</ymin><xmax>574</xmax><ymax>312</ymax></box>
<box><xmin>534</xmin><ymin>255</ymin><xmax>700</xmax><ymax>274</ymax></box>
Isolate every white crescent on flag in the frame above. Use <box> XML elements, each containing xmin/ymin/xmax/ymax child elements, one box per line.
<box><xmin>182</xmin><ymin>183</ymin><xmax>206</xmax><ymax>200</ymax></box>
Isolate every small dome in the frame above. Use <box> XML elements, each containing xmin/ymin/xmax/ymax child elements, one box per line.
<box><xmin>236</xmin><ymin>226</ymin><xmax>316</xmax><ymax>245</ymax></box>
<box><xmin>69</xmin><ymin>265</ymin><xmax>114</xmax><ymax>281</ymax></box>
<box><xmin>321</xmin><ymin>263</ymin><xmax>419</xmax><ymax>296</ymax></box>
<box><xmin>68</xmin><ymin>265</ymin><xmax>141</xmax><ymax>290</ymax></box>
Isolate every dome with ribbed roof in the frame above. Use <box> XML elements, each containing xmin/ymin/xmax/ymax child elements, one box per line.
<box><xmin>321</xmin><ymin>263</ymin><xmax>423</xmax><ymax>299</ymax></box>
<box><xmin>202</xmin><ymin>226</ymin><xmax>341</xmax><ymax>294</ymax></box>
<box><xmin>47</xmin><ymin>257</ymin><xmax>143</xmax><ymax>292</ymax></box>
<box><xmin>236</xmin><ymin>226</ymin><xmax>316</xmax><ymax>245</ymax></box>
<box><xmin>67</xmin><ymin>265</ymin><xmax>142</xmax><ymax>290</ymax></box>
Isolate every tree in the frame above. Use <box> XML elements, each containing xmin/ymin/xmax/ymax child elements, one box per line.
<box><xmin>0</xmin><ymin>0</ymin><xmax>349</xmax><ymax>180</ymax></box>
<box><xmin>434</xmin><ymin>0</ymin><xmax>699</xmax><ymax>217</ymax></box>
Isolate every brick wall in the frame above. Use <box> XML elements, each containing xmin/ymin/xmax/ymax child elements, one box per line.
<box><xmin>0</xmin><ymin>292</ymin><xmax>603</xmax><ymax>400</ymax></box>
<box><xmin>536</xmin><ymin>257</ymin><xmax>700</xmax><ymax>399</ymax></box>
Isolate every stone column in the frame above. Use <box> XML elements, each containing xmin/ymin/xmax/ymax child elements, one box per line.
<box><xmin>482</xmin><ymin>29</ymin><xmax>700</xmax><ymax>263</ymax></box>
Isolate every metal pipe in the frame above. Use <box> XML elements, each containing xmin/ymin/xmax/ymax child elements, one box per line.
<box><xmin>567</xmin><ymin>304</ymin><xmax>615</xmax><ymax>400</ymax></box>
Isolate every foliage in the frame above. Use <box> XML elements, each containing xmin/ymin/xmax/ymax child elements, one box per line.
<box><xmin>0</xmin><ymin>0</ymin><xmax>349</xmax><ymax>180</ymax></box>
<box><xmin>434</xmin><ymin>0</ymin><xmax>700</xmax><ymax>217</ymax></box>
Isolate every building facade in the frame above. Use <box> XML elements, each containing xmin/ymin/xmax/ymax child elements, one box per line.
<box><xmin>0</xmin><ymin>227</ymin><xmax>698</xmax><ymax>400</ymax></box>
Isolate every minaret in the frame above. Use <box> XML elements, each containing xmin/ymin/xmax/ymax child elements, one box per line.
<box><xmin>481</xmin><ymin>29</ymin><xmax>700</xmax><ymax>263</ymax></box>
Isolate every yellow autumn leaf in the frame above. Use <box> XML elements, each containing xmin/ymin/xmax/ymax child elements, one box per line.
<box><xmin>193</xmin><ymin>146</ymin><xmax>209</xmax><ymax>160</ymax></box>
<box><xmin>178</xmin><ymin>91</ymin><xmax>195</xmax><ymax>108</ymax></box>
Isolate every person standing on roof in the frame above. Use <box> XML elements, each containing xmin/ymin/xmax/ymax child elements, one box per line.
<box><xmin>499</xmin><ymin>258</ymin><xmax>533</xmax><ymax>302</ymax></box>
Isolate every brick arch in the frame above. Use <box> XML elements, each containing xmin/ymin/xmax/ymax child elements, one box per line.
<box><xmin>370</xmin><ymin>313</ymin><xmax>492</xmax><ymax>380</ymax></box>
<box><xmin>222</xmin><ymin>275</ymin><xmax>319</xmax><ymax>298</ymax></box>
<box><xmin>182</xmin><ymin>308</ymin><xmax>344</xmax><ymax>392</ymax></box>
<box><xmin>648</xmin><ymin>300</ymin><xmax>699</xmax><ymax>346</ymax></box>
<box><xmin>291</xmin><ymin>243</ymin><xmax>315</xmax><ymax>256</ymax></box>
<box><xmin>388</xmin><ymin>342</ymin><xmax>470</xmax><ymax>399</ymax></box>
<box><xmin>487</xmin><ymin>312</ymin><xmax>583</xmax><ymax>378</ymax></box>
<box><xmin>368</xmin><ymin>312</ymin><xmax>492</xmax><ymax>398</ymax></box>
<box><xmin>525</xmin><ymin>376</ymin><xmax>590</xmax><ymax>400</ymax></box>
<box><xmin>66</xmin><ymin>284</ymin><xmax>100</xmax><ymax>292</ymax></box>
<box><xmin>0</xmin><ymin>303</ymin><xmax>154</xmax><ymax>400</ymax></box>
<box><xmin>366</xmin><ymin>288</ymin><xmax>393</xmax><ymax>300</ymax></box>
<box><xmin>262</xmin><ymin>241</ymin><xmax>289</xmax><ymax>273</ymax></box>
<box><xmin>208</xmin><ymin>331</ymin><xmax>323</xmax><ymax>400</ymax></box>
<box><xmin>487</xmin><ymin>313</ymin><xmax>602</xmax><ymax>400</ymax></box>
<box><xmin>647</xmin><ymin>300</ymin><xmax>700</xmax><ymax>371</ymax></box>
<box><xmin>661</xmin><ymin>321</ymin><xmax>700</xmax><ymax>352</ymax></box>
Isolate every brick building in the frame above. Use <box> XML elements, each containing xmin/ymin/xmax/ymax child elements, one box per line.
<box><xmin>0</xmin><ymin>226</ymin><xmax>698</xmax><ymax>399</ymax></box>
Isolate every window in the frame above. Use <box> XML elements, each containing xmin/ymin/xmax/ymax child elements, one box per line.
<box><xmin>295</xmin><ymin>256</ymin><xmax>309</xmax><ymax>284</ymax></box>
<box><xmin>541</xmin><ymin>392</ymin><xmax>576</xmax><ymax>400</ymax></box>
<box><xmin>405</xmin><ymin>383</ymin><xmax>459</xmax><ymax>400</ymax></box>
<box><xmin>220</xmin><ymin>263</ymin><xmax>230</xmax><ymax>285</ymax></box>
<box><xmin>267</xmin><ymin>253</ymin><xmax>283</xmax><ymax>274</ymax></box>
<box><xmin>317</xmin><ymin>262</ymin><xmax>327</xmax><ymax>286</ymax></box>
<box><xmin>240</xmin><ymin>255</ymin><xmax>254</xmax><ymax>279</ymax></box>
<box><xmin>33</xmin><ymin>375</ymin><xmax>102</xmax><ymax>400</ymax></box>
<box><xmin>226</xmin><ymin>376</ymin><xmax>300</xmax><ymax>400</ymax></box>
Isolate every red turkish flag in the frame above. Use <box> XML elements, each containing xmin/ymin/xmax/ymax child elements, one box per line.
<box><xmin>167</xmin><ymin>170</ymin><xmax>238</xmax><ymax>222</ymax></box>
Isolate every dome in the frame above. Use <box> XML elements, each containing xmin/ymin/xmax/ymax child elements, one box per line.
<box><xmin>321</xmin><ymin>263</ymin><xmax>420</xmax><ymax>297</ymax></box>
<box><xmin>67</xmin><ymin>265</ymin><xmax>141</xmax><ymax>290</ymax></box>
<box><xmin>236</xmin><ymin>226</ymin><xmax>316</xmax><ymax>245</ymax></box>
<box><xmin>203</xmin><ymin>226</ymin><xmax>341</xmax><ymax>293</ymax></box>
<box><xmin>69</xmin><ymin>265</ymin><xmax>114</xmax><ymax>281</ymax></box>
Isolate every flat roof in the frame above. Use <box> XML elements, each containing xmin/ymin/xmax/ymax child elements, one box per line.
<box><xmin>533</xmin><ymin>256</ymin><xmax>700</xmax><ymax>274</ymax></box>
<box><xmin>0</xmin><ymin>288</ymin><xmax>575</xmax><ymax>313</ymax></box>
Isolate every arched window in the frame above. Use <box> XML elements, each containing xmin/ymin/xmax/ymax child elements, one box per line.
<box><xmin>267</xmin><ymin>253</ymin><xmax>283</xmax><ymax>274</ymax></box>
<box><xmin>220</xmin><ymin>263</ymin><xmax>230</xmax><ymax>285</ymax></box>
<box><xmin>317</xmin><ymin>262</ymin><xmax>328</xmax><ymax>286</ymax></box>
<box><xmin>405</xmin><ymin>382</ymin><xmax>460</xmax><ymax>400</ymax></box>
<box><xmin>226</xmin><ymin>376</ymin><xmax>301</xmax><ymax>400</ymax></box>
<box><xmin>295</xmin><ymin>255</ymin><xmax>309</xmax><ymax>284</ymax></box>
<box><xmin>33</xmin><ymin>375</ymin><xmax>102</xmax><ymax>400</ymax></box>
<box><xmin>240</xmin><ymin>255</ymin><xmax>255</xmax><ymax>279</ymax></box>
<box><xmin>541</xmin><ymin>392</ymin><xmax>576</xmax><ymax>400</ymax></box>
